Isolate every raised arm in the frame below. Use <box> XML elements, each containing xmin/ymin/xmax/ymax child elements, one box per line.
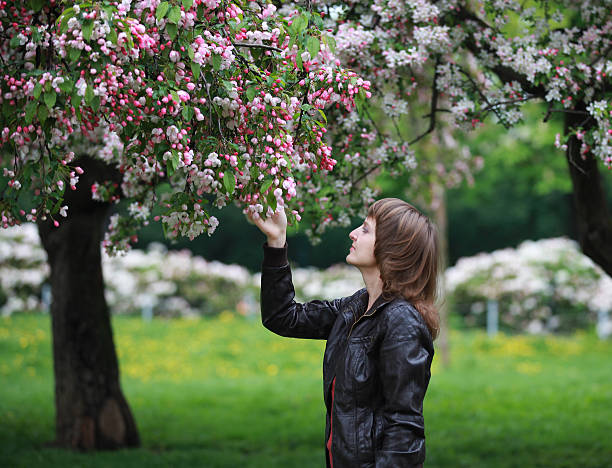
<box><xmin>249</xmin><ymin>209</ymin><xmax>342</xmax><ymax>339</ymax></box>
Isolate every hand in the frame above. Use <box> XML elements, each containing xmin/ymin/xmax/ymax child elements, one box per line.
<box><xmin>247</xmin><ymin>208</ymin><xmax>287</xmax><ymax>248</ymax></box>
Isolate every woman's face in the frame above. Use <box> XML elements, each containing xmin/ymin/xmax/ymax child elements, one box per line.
<box><xmin>346</xmin><ymin>217</ymin><xmax>377</xmax><ymax>269</ymax></box>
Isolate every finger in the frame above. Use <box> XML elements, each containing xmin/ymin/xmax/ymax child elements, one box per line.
<box><xmin>250</xmin><ymin>213</ymin><xmax>270</xmax><ymax>234</ymax></box>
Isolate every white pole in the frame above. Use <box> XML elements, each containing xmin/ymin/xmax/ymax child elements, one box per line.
<box><xmin>487</xmin><ymin>300</ymin><xmax>498</xmax><ymax>337</ymax></box>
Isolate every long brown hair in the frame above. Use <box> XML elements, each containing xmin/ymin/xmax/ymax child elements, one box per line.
<box><xmin>368</xmin><ymin>198</ymin><xmax>440</xmax><ymax>339</ymax></box>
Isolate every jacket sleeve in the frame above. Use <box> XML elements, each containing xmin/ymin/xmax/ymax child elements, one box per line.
<box><xmin>260</xmin><ymin>243</ymin><xmax>342</xmax><ymax>339</ymax></box>
<box><xmin>376</xmin><ymin>307</ymin><xmax>433</xmax><ymax>467</ymax></box>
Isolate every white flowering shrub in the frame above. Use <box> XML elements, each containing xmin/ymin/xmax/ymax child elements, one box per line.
<box><xmin>291</xmin><ymin>264</ymin><xmax>363</xmax><ymax>303</ymax></box>
<box><xmin>4</xmin><ymin>225</ymin><xmax>610</xmax><ymax>335</ymax></box>
<box><xmin>0</xmin><ymin>224</ymin><xmax>364</xmax><ymax>318</ymax></box>
<box><xmin>446</xmin><ymin>238</ymin><xmax>612</xmax><ymax>334</ymax></box>
<box><xmin>0</xmin><ymin>224</ymin><xmax>49</xmax><ymax>316</ymax></box>
<box><xmin>102</xmin><ymin>243</ymin><xmax>260</xmax><ymax>318</ymax></box>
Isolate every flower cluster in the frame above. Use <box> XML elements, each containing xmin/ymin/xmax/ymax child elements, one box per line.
<box><xmin>0</xmin><ymin>0</ymin><xmax>371</xmax><ymax>251</ymax></box>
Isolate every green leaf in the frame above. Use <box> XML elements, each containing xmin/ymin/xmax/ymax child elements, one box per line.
<box><xmin>44</xmin><ymin>91</ymin><xmax>56</xmax><ymax>109</ymax></box>
<box><xmin>58</xmin><ymin>79</ymin><xmax>74</xmax><ymax>93</ymax></box>
<box><xmin>191</xmin><ymin>62</ymin><xmax>201</xmax><ymax>80</ymax></box>
<box><xmin>211</xmin><ymin>55</ymin><xmax>221</xmax><ymax>71</ymax></box>
<box><xmin>288</xmin><ymin>33</ymin><xmax>296</xmax><ymax>51</ymax></box>
<box><xmin>182</xmin><ymin>105</ymin><xmax>194</xmax><ymax>120</ymax></box>
<box><xmin>261</xmin><ymin>179</ymin><xmax>273</xmax><ymax>194</ymax></box>
<box><xmin>182</xmin><ymin>0</ymin><xmax>193</xmax><ymax>9</ymax></box>
<box><xmin>170</xmin><ymin>90</ymin><xmax>180</xmax><ymax>104</ymax></box>
<box><xmin>325</xmin><ymin>35</ymin><xmax>336</xmax><ymax>54</ymax></box>
<box><xmin>317</xmin><ymin>108</ymin><xmax>327</xmax><ymax>124</ymax></box>
<box><xmin>291</xmin><ymin>15</ymin><xmax>307</xmax><ymax>34</ymax></box>
<box><xmin>2</xmin><ymin>100</ymin><xmax>11</xmax><ymax>118</ymax></box>
<box><xmin>10</xmin><ymin>35</ymin><xmax>21</xmax><ymax>49</ymax></box>
<box><xmin>69</xmin><ymin>47</ymin><xmax>81</xmax><ymax>62</ymax></box>
<box><xmin>57</xmin><ymin>7</ymin><xmax>75</xmax><ymax>33</ymax></box>
<box><xmin>60</xmin><ymin>16</ymin><xmax>70</xmax><ymax>34</ymax></box>
<box><xmin>22</xmin><ymin>163</ymin><xmax>33</xmax><ymax>184</ymax></box>
<box><xmin>166</xmin><ymin>23</ymin><xmax>178</xmax><ymax>40</ymax></box>
<box><xmin>33</xmin><ymin>83</ymin><xmax>43</xmax><ymax>99</ymax></box>
<box><xmin>37</xmin><ymin>104</ymin><xmax>48</xmax><ymax>123</ymax></box>
<box><xmin>85</xmin><ymin>86</ymin><xmax>95</xmax><ymax>105</ymax></box>
<box><xmin>187</xmin><ymin>46</ymin><xmax>195</xmax><ymax>60</ymax></box>
<box><xmin>168</xmin><ymin>5</ymin><xmax>182</xmax><ymax>24</ymax></box>
<box><xmin>296</xmin><ymin>52</ymin><xmax>303</xmax><ymax>70</ymax></box>
<box><xmin>29</xmin><ymin>0</ymin><xmax>44</xmax><ymax>12</ymax></box>
<box><xmin>71</xmin><ymin>93</ymin><xmax>82</xmax><ymax>111</ymax></box>
<box><xmin>25</xmin><ymin>101</ymin><xmax>37</xmax><ymax>124</ymax></box>
<box><xmin>91</xmin><ymin>95</ymin><xmax>100</xmax><ymax>112</ymax></box>
<box><xmin>246</xmin><ymin>86</ymin><xmax>257</xmax><ymax>101</ymax></box>
<box><xmin>124</xmin><ymin>28</ymin><xmax>134</xmax><ymax>49</ymax></box>
<box><xmin>156</xmin><ymin>2</ymin><xmax>170</xmax><ymax>21</ymax></box>
<box><xmin>107</xmin><ymin>26</ymin><xmax>118</xmax><ymax>45</ymax></box>
<box><xmin>82</xmin><ymin>19</ymin><xmax>94</xmax><ymax>41</ymax></box>
<box><xmin>167</xmin><ymin>154</ymin><xmax>176</xmax><ymax>176</ymax></box>
<box><xmin>306</xmin><ymin>36</ymin><xmax>320</xmax><ymax>59</ymax></box>
<box><xmin>266</xmin><ymin>192</ymin><xmax>277</xmax><ymax>213</ymax></box>
<box><xmin>223</xmin><ymin>171</ymin><xmax>236</xmax><ymax>195</ymax></box>
<box><xmin>355</xmin><ymin>95</ymin><xmax>363</xmax><ymax>115</ymax></box>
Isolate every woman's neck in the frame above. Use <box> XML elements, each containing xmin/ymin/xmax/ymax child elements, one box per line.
<box><xmin>360</xmin><ymin>266</ymin><xmax>383</xmax><ymax>311</ymax></box>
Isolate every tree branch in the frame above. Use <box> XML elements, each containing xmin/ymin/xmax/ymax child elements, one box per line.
<box><xmin>450</xmin><ymin>7</ymin><xmax>547</xmax><ymax>97</ymax></box>
<box><xmin>406</xmin><ymin>57</ymin><xmax>440</xmax><ymax>146</ymax></box>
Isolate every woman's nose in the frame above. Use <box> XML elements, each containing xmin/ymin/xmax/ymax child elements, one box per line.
<box><xmin>349</xmin><ymin>229</ymin><xmax>357</xmax><ymax>241</ymax></box>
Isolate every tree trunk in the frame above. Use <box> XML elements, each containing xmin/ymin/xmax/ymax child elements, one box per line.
<box><xmin>565</xmin><ymin>106</ymin><xmax>612</xmax><ymax>277</ymax></box>
<box><xmin>37</xmin><ymin>157</ymin><xmax>139</xmax><ymax>450</ymax></box>
<box><xmin>432</xmin><ymin>182</ymin><xmax>450</xmax><ymax>367</ymax></box>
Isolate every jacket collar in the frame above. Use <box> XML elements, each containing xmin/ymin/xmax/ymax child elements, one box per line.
<box><xmin>357</xmin><ymin>290</ymin><xmax>392</xmax><ymax>318</ymax></box>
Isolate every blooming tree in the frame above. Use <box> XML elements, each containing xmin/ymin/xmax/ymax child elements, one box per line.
<box><xmin>275</xmin><ymin>0</ymin><xmax>611</xmax><ymax>268</ymax></box>
<box><xmin>3</xmin><ymin>1</ymin><xmax>611</xmax><ymax>259</ymax></box>
<box><xmin>1</xmin><ymin>0</ymin><xmax>611</xmax><ymax>450</ymax></box>
<box><xmin>0</xmin><ymin>0</ymin><xmax>373</xmax><ymax>251</ymax></box>
<box><xmin>0</xmin><ymin>0</ymin><xmax>374</xmax><ymax>450</ymax></box>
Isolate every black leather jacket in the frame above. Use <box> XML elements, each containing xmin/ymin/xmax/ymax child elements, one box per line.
<box><xmin>261</xmin><ymin>244</ymin><xmax>434</xmax><ymax>467</ymax></box>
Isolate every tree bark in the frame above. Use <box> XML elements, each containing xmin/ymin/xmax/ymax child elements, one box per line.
<box><xmin>37</xmin><ymin>157</ymin><xmax>139</xmax><ymax>450</ymax></box>
<box><xmin>564</xmin><ymin>105</ymin><xmax>612</xmax><ymax>277</ymax></box>
<box><xmin>450</xmin><ymin>7</ymin><xmax>612</xmax><ymax>275</ymax></box>
<box><xmin>432</xmin><ymin>182</ymin><xmax>450</xmax><ymax>367</ymax></box>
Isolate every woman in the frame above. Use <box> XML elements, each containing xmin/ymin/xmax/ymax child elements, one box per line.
<box><xmin>251</xmin><ymin>198</ymin><xmax>439</xmax><ymax>468</ymax></box>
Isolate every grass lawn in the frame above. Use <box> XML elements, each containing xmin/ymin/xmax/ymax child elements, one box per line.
<box><xmin>1</xmin><ymin>313</ymin><xmax>611</xmax><ymax>467</ymax></box>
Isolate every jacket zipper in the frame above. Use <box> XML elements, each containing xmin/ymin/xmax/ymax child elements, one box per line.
<box><xmin>347</xmin><ymin>306</ymin><xmax>379</xmax><ymax>338</ymax></box>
